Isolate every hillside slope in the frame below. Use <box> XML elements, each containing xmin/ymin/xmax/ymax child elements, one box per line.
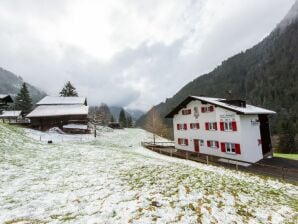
<box><xmin>136</xmin><ymin>2</ymin><xmax>298</xmax><ymax>137</ymax></box>
<box><xmin>0</xmin><ymin>67</ymin><xmax>46</xmax><ymax>103</ymax></box>
<box><xmin>0</xmin><ymin>124</ymin><xmax>297</xmax><ymax>223</ymax></box>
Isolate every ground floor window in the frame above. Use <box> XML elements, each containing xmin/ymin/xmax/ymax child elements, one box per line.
<box><xmin>225</xmin><ymin>143</ymin><xmax>236</xmax><ymax>154</ymax></box>
<box><xmin>178</xmin><ymin>138</ymin><xmax>189</xmax><ymax>146</ymax></box>
<box><xmin>207</xmin><ymin>140</ymin><xmax>219</xmax><ymax>148</ymax></box>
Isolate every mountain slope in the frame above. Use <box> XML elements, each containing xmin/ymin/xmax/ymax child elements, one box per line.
<box><xmin>0</xmin><ymin>67</ymin><xmax>46</xmax><ymax>103</ymax></box>
<box><xmin>136</xmin><ymin>2</ymin><xmax>298</xmax><ymax>137</ymax></box>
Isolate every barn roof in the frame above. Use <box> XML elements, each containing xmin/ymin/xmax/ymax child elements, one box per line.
<box><xmin>0</xmin><ymin>94</ymin><xmax>13</xmax><ymax>103</ymax></box>
<box><xmin>165</xmin><ymin>96</ymin><xmax>276</xmax><ymax>118</ymax></box>
<box><xmin>36</xmin><ymin>96</ymin><xmax>87</xmax><ymax>105</ymax></box>
<box><xmin>27</xmin><ymin>105</ymin><xmax>89</xmax><ymax>118</ymax></box>
<box><xmin>0</xmin><ymin>111</ymin><xmax>22</xmax><ymax>118</ymax></box>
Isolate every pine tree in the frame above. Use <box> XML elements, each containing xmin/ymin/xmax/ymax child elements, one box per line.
<box><xmin>14</xmin><ymin>83</ymin><xmax>33</xmax><ymax>114</ymax></box>
<box><xmin>278</xmin><ymin>119</ymin><xmax>296</xmax><ymax>153</ymax></box>
<box><xmin>127</xmin><ymin>116</ymin><xmax>133</xmax><ymax>128</ymax></box>
<box><xmin>59</xmin><ymin>81</ymin><xmax>78</xmax><ymax>97</ymax></box>
<box><xmin>110</xmin><ymin>115</ymin><xmax>115</xmax><ymax>123</ymax></box>
<box><xmin>119</xmin><ymin>109</ymin><xmax>127</xmax><ymax>128</ymax></box>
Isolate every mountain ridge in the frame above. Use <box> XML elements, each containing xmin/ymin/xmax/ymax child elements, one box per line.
<box><xmin>136</xmin><ymin>2</ymin><xmax>298</xmax><ymax>139</ymax></box>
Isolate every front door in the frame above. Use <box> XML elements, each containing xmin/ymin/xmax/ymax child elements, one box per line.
<box><xmin>194</xmin><ymin>139</ymin><xmax>200</xmax><ymax>152</ymax></box>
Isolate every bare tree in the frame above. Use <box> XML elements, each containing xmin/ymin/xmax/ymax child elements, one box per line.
<box><xmin>144</xmin><ymin>107</ymin><xmax>167</xmax><ymax>144</ymax></box>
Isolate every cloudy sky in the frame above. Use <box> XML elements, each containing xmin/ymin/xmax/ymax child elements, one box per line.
<box><xmin>0</xmin><ymin>0</ymin><xmax>295</xmax><ymax>110</ymax></box>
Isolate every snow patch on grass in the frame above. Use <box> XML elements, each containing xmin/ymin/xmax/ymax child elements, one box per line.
<box><xmin>0</xmin><ymin>124</ymin><xmax>297</xmax><ymax>223</ymax></box>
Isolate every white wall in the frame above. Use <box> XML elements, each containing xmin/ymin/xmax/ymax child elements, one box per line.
<box><xmin>173</xmin><ymin>100</ymin><xmax>263</xmax><ymax>163</ymax></box>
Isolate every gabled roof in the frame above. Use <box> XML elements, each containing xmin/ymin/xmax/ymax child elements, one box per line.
<box><xmin>0</xmin><ymin>94</ymin><xmax>13</xmax><ymax>103</ymax></box>
<box><xmin>0</xmin><ymin>111</ymin><xmax>22</xmax><ymax>118</ymax></box>
<box><xmin>165</xmin><ymin>96</ymin><xmax>276</xmax><ymax>118</ymax></box>
<box><xmin>27</xmin><ymin>105</ymin><xmax>89</xmax><ymax>118</ymax></box>
<box><xmin>36</xmin><ymin>96</ymin><xmax>87</xmax><ymax>105</ymax></box>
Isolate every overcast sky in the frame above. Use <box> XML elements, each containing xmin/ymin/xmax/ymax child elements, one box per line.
<box><xmin>0</xmin><ymin>0</ymin><xmax>295</xmax><ymax>110</ymax></box>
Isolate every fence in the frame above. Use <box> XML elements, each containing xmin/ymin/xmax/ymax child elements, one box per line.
<box><xmin>141</xmin><ymin>141</ymin><xmax>298</xmax><ymax>183</ymax></box>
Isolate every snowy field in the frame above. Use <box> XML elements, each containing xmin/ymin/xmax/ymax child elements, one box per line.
<box><xmin>0</xmin><ymin>124</ymin><xmax>297</xmax><ymax>224</ymax></box>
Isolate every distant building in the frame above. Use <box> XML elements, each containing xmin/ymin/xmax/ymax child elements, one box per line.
<box><xmin>165</xmin><ymin>96</ymin><xmax>276</xmax><ymax>163</ymax></box>
<box><xmin>0</xmin><ymin>94</ymin><xmax>13</xmax><ymax>111</ymax></box>
<box><xmin>27</xmin><ymin>96</ymin><xmax>89</xmax><ymax>131</ymax></box>
<box><xmin>0</xmin><ymin>111</ymin><xmax>23</xmax><ymax>123</ymax></box>
<box><xmin>108</xmin><ymin>122</ymin><xmax>121</xmax><ymax>129</ymax></box>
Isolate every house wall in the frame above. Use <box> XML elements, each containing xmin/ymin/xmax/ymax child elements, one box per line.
<box><xmin>173</xmin><ymin>100</ymin><xmax>263</xmax><ymax>163</ymax></box>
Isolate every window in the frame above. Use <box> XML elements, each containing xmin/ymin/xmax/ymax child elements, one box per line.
<box><xmin>200</xmin><ymin>140</ymin><xmax>204</xmax><ymax>146</ymax></box>
<box><xmin>201</xmin><ymin>106</ymin><xmax>214</xmax><ymax>113</ymax></box>
<box><xmin>182</xmin><ymin>109</ymin><xmax>191</xmax><ymax>115</ymax></box>
<box><xmin>177</xmin><ymin>123</ymin><xmax>187</xmax><ymax>130</ymax></box>
<box><xmin>220</xmin><ymin>142</ymin><xmax>241</xmax><ymax>154</ymax></box>
<box><xmin>226</xmin><ymin>143</ymin><xmax>236</xmax><ymax>153</ymax></box>
<box><xmin>220</xmin><ymin>120</ymin><xmax>237</xmax><ymax>131</ymax></box>
<box><xmin>178</xmin><ymin>138</ymin><xmax>189</xmax><ymax>146</ymax></box>
<box><xmin>205</xmin><ymin>122</ymin><xmax>217</xmax><ymax>131</ymax></box>
<box><xmin>190</xmin><ymin>123</ymin><xmax>200</xmax><ymax>129</ymax></box>
<box><xmin>207</xmin><ymin>140</ymin><xmax>219</xmax><ymax>148</ymax></box>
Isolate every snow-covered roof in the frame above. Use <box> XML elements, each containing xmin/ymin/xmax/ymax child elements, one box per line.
<box><xmin>193</xmin><ymin>96</ymin><xmax>276</xmax><ymax>114</ymax></box>
<box><xmin>0</xmin><ymin>94</ymin><xmax>13</xmax><ymax>102</ymax></box>
<box><xmin>0</xmin><ymin>110</ymin><xmax>22</xmax><ymax>118</ymax></box>
<box><xmin>165</xmin><ymin>96</ymin><xmax>276</xmax><ymax>118</ymax></box>
<box><xmin>27</xmin><ymin>105</ymin><xmax>89</xmax><ymax>118</ymax></box>
<box><xmin>36</xmin><ymin>96</ymin><xmax>87</xmax><ymax>105</ymax></box>
<box><xmin>63</xmin><ymin>124</ymin><xmax>88</xmax><ymax>130</ymax></box>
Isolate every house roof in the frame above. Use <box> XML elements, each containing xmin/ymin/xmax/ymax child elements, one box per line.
<box><xmin>27</xmin><ymin>105</ymin><xmax>89</xmax><ymax>118</ymax></box>
<box><xmin>36</xmin><ymin>96</ymin><xmax>87</xmax><ymax>105</ymax></box>
<box><xmin>63</xmin><ymin>124</ymin><xmax>88</xmax><ymax>130</ymax></box>
<box><xmin>165</xmin><ymin>96</ymin><xmax>276</xmax><ymax>118</ymax></box>
<box><xmin>0</xmin><ymin>94</ymin><xmax>13</xmax><ymax>103</ymax></box>
<box><xmin>0</xmin><ymin>110</ymin><xmax>22</xmax><ymax>118</ymax></box>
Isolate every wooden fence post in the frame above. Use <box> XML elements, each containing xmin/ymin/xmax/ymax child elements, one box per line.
<box><xmin>206</xmin><ymin>155</ymin><xmax>209</xmax><ymax>165</ymax></box>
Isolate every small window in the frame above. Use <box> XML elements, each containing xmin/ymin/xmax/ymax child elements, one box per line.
<box><xmin>209</xmin><ymin>122</ymin><xmax>217</xmax><ymax>130</ymax></box>
<box><xmin>226</xmin><ymin>143</ymin><xmax>236</xmax><ymax>154</ymax></box>
<box><xmin>224</xmin><ymin>121</ymin><xmax>233</xmax><ymax>131</ymax></box>
<box><xmin>200</xmin><ymin>140</ymin><xmax>204</xmax><ymax>146</ymax></box>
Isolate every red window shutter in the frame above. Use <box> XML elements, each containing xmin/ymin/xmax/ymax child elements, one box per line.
<box><xmin>190</xmin><ymin>123</ymin><xmax>192</xmax><ymax>129</ymax></box>
<box><xmin>216</xmin><ymin>141</ymin><xmax>219</xmax><ymax>148</ymax></box>
<box><xmin>235</xmin><ymin>144</ymin><xmax>241</xmax><ymax>154</ymax></box>
<box><xmin>177</xmin><ymin>124</ymin><xmax>179</xmax><ymax>130</ymax></box>
<box><xmin>196</xmin><ymin>123</ymin><xmax>200</xmax><ymax>129</ymax></box>
<box><xmin>207</xmin><ymin>140</ymin><xmax>211</xmax><ymax>147</ymax></box>
<box><xmin>221</xmin><ymin>143</ymin><xmax>226</xmax><ymax>152</ymax></box>
<box><xmin>185</xmin><ymin>139</ymin><xmax>189</xmax><ymax>146</ymax></box>
<box><xmin>182</xmin><ymin>110</ymin><xmax>185</xmax><ymax>115</ymax></box>
<box><xmin>214</xmin><ymin>122</ymin><xmax>218</xmax><ymax>130</ymax></box>
<box><xmin>210</xmin><ymin>106</ymin><xmax>214</xmax><ymax>112</ymax></box>
<box><xmin>201</xmin><ymin>107</ymin><xmax>205</xmax><ymax>113</ymax></box>
<box><xmin>232</xmin><ymin>121</ymin><xmax>237</xmax><ymax>131</ymax></box>
<box><xmin>188</xmin><ymin>109</ymin><xmax>191</xmax><ymax>114</ymax></box>
<box><xmin>220</xmin><ymin>122</ymin><xmax>224</xmax><ymax>131</ymax></box>
<box><xmin>178</xmin><ymin>138</ymin><xmax>181</xmax><ymax>145</ymax></box>
<box><xmin>184</xmin><ymin>123</ymin><xmax>187</xmax><ymax>130</ymax></box>
<box><xmin>205</xmin><ymin>122</ymin><xmax>209</xmax><ymax>130</ymax></box>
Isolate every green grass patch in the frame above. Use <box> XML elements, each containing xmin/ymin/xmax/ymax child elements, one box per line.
<box><xmin>274</xmin><ymin>153</ymin><xmax>298</xmax><ymax>160</ymax></box>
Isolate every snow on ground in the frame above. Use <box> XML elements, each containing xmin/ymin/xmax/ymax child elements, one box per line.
<box><xmin>0</xmin><ymin>124</ymin><xmax>297</xmax><ymax>224</ymax></box>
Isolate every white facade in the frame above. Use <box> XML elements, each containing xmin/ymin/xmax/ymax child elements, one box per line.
<box><xmin>171</xmin><ymin>98</ymin><xmax>274</xmax><ymax>163</ymax></box>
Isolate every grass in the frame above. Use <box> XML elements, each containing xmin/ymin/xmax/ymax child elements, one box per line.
<box><xmin>274</xmin><ymin>153</ymin><xmax>298</xmax><ymax>160</ymax></box>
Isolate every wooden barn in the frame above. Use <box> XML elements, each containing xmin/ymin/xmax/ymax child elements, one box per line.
<box><xmin>27</xmin><ymin>96</ymin><xmax>89</xmax><ymax>131</ymax></box>
<box><xmin>0</xmin><ymin>94</ymin><xmax>13</xmax><ymax>111</ymax></box>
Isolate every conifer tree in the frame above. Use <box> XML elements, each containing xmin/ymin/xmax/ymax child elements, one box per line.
<box><xmin>127</xmin><ymin>116</ymin><xmax>133</xmax><ymax>128</ymax></box>
<box><xmin>59</xmin><ymin>81</ymin><xmax>78</xmax><ymax>97</ymax></box>
<box><xmin>14</xmin><ymin>83</ymin><xmax>33</xmax><ymax>114</ymax></box>
<box><xmin>110</xmin><ymin>115</ymin><xmax>115</xmax><ymax>123</ymax></box>
<box><xmin>278</xmin><ymin>119</ymin><xmax>296</xmax><ymax>153</ymax></box>
<box><xmin>118</xmin><ymin>109</ymin><xmax>127</xmax><ymax>128</ymax></box>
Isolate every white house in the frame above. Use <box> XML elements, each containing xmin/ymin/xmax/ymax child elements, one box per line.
<box><xmin>165</xmin><ymin>96</ymin><xmax>276</xmax><ymax>163</ymax></box>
